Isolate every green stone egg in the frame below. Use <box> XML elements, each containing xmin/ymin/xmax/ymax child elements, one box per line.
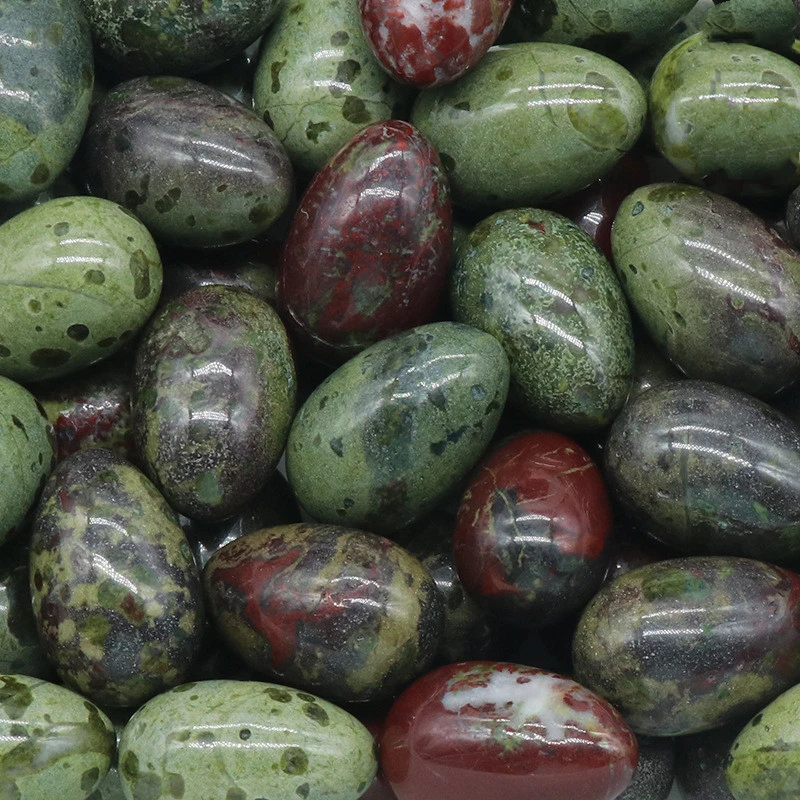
<box><xmin>451</xmin><ymin>208</ymin><xmax>633</xmax><ymax>432</ymax></box>
<box><xmin>253</xmin><ymin>0</ymin><xmax>411</xmax><ymax>174</ymax></box>
<box><xmin>0</xmin><ymin>674</ymin><xmax>115</xmax><ymax>800</ymax></box>
<box><xmin>0</xmin><ymin>196</ymin><xmax>162</xmax><ymax>383</ymax></box>
<box><xmin>285</xmin><ymin>321</ymin><xmax>510</xmax><ymax>535</ymax></box>
<box><xmin>30</xmin><ymin>448</ymin><xmax>205</xmax><ymax>708</ymax></box>
<box><xmin>702</xmin><ymin>0</ymin><xmax>798</xmax><ymax>57</ymax></box>
<box><xmin>118</xmin><ymin>680</ymin><xmax>377</xmax><ymax>800</ymax></box>
<box><xmin>0</xmin><ymin>376</ymin><xmax>55</xmax><ymax>545</ymax></box>
<box><xmin>411</xmin><ymin>42</ymin><xmax>646</xmax><ymax>212</ymax></box>
<box><xmin>726</xmin><ymin>683</ymin><xmax>800</xmax><ymax>800</ymax></box>
<box><xmin>650</xmin><ymin>34</ymin><xmax>800</xmax><ymax>197</ymax></box>
<box><xmin>0</xmin><ymin>0</ymin><xmax>93</xmax><ymax>203</ymax></box>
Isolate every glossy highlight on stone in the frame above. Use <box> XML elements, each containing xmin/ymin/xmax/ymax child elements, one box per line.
<box><xmin>454</xmin><ymin>431</ymin><xmax>612</xmax><ymax>627</ymax></box>
<box><xmin>279</xmin><ymin>120</ymin><xmax>451</xmax><ymax>364</ymax></box>
<box><xmin>205</xmin><ymin>523</ymin><xmax>444</xmax><ymax>702</ymax></box>
<box><xmin>359</xmin><ymin>0</ymin><xmax>514</xmax><ymax>87</ymax></box>
<box><xmin>381</xmin><ymin>661</ymin><xmax>638</xmax><ymax>800</ymax></box>
<box><xmin>573</xmin><ymin>556</ymin><xmax>800</xmax><ymax>736</ymax></box>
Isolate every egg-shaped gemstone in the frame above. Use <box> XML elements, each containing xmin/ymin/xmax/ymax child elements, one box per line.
<box><xmin>702</xmin><ymin>0</ymin><xmax>798</xmax><ymax>55</ymax></box>
<box><xmin>0</xmin><ymin>196</ymin><xmax>162</xmax><ymax>383</ymax></box>
<box><xmin>0</xmin><ymin>377</ymin><xmax>56</xmax><ymax>545</ymax></box>
<box><xmin>254</xmin><ymin>0</ymin><xmax>411</xmax><ymax>174</ymax></box>
<box><xmin>0</xmin><ymin>675</ymin><xmax>115</xmax><ymax>800</ymax></box>
<box><xmin>650</xmin><ymin>36</ymin><xmax>800</xmax><ymax>196</ymax></box>
<box><xmin>205</xmin><ymin>523</ymin><xmax>444</xmax><ymax>702</ymax></box>
<box><xmin>0</xmin><ymin>0</ymin><xmax>93</xmax><ymax>202</ymax></box>
<box><xmin>573</xmin><ymin>556</ymin><xmax>800</xmax><ymax>736</ymax></box>
<box><xmin>133</xmin><ymin>286</ymin><xmax>296</xmax><ymax>522</ymax></box>
<box><xmin>286</xmin><ymin>322</ymin><xmax>510</xmax><ymax>534</ymax></box>
<box><xmin>79</xmin><ymin>0</ymin><xmax>282</xmax><ymax>76</ymax></box>
<box><xmin>381</xmin><ymin>661</ymin><xmax>638</xmax><ymax>800</ymax></box>
<box><xmin>612</xmin><ymin>184</ymin><xmax>800</xmax><ymax>397</ymax></box>
<box><xmin>451</xmin><ymin>208</ymin><xmax>633</xmax><ymax>431</ymax></box>
<box><xmin>359</xmin><ymin>0</ymin><xmax>514</xmax><ymax>87</ymax></box>
<box><xmin>30</xmin><ymin>448</ymin><xmax>205</xmax><ymax>707</ymax></box>
<box><xmin>605</xmin><ymin>381</ymin><xmax>800</xmax><ymax>562</ymax></box>
<box><xmin>80</xmin><ymin>77</ymin><xmax>293</xmax><ymax>249</ymax></box>
<box><xmin>36</xmin><ymin>361</ymin><xmax>135</xmax><ymax>464</ymax></box>
<box><xmin>725</xmin><ymin>683</ymin><xmax>800</xmax><ymax>800</ymax></box>
<box><xmin>455</xmin><ymin>431</ymin><xmax>612</xmax><ymax>627</ymax></box>
<box><xmin>279</xmin><ymin>120</ymin><xmax>451</xmax><ymax>364</ymax></box>
<box><xmin>118</xmin><ymin>680</ymin><xmax>377</xmax><ymax>800</ymax></box>
<box><xmin>411</xmin><ymin>42</ymin><xmax>646</xmax><ymax>211</ymax></box>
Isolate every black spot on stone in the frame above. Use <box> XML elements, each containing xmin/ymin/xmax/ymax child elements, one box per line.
<box><xmin>167</xmin><ymin>773</ymin><xmax>185</xmax><ymax>798</ymax></box>
<box><xmin>154</xmin><ymin>187</ymin><xmax>181</xmax><ymax>214</ymax></box>
<box><xmin>239</xmin><ymin>728</ymin><xmax>251</xmax><ymax>740</ymax></box>
<box><xmin>30</xmin><ymin>164</ymin><xmax>50</xmax><ymax>185</ymax></box>
<box><xmin>265</xmin><ymin>687</ymin><xmax>292</xmax><ymax>702</ymax></box>
<box><xmin>217</xmin><ymin>184</ymin><xmax>228</xmax><ymax>192</ymax></box>
<box><xmin>114</xmin><ymin>130</ymin><xmax>133</xmax><ymax>152</ymax></box>
<box><xmin>85</xmin><ymin>270</ymin><xmax>105</xmax><ymax>284</ymax></box>
<box><xmin>249</xmin><ymin>203</ymin><xmax>273</xmax><ymax>226</ymax></box>
<box><xmin>81</xmin><ymin>767</ymin><xmax>100</xmax><ymax>793</ymax></box>
<box><xmin>296</xmin><ymin>784</ymin><xmax>310</xmax><ymax>798</ymax></box>
<box><xmin>30</xmin><ymin>348</ymin><xmax>70</xmax><ymax>368</ymax></box>
<box><xmin>11</xmin><ymin>416</ymin><xmax>27</xmax><ymax>438</ymax></box>
<box><xmin>30</xmin><ymin>66</ymin><xmax>38</xmax><ymax>77</ymax></box>
<box><xmin>628</xmin><ymin>264</ymin><xmax>637</xmax><ymax>274</ymax></box>
<box><xmin>271</xmin><ymin>60</ymin><xmax>286</xmax><ymax>93</ymax></box>
<box><xmin>303</xmin><ymin>703</ymin><xmax>329</xmax><ymax>726</ymax></box>
<box><xmin>427</xmin><ymin>387</ymin><xmax>447</xmax><ymax>410</ymax></box>
<box><xmin>134</xmin><ymin>772</ymin><xmax>162</xmax><ymax>800</ymax></box>
<box><xmin>129</xmin><ymin>249</ymin><xmax>152</xmax><ymax>299</ymax></box>
<box><xmin>296</xmin><ymin>692</ymin><xmax>316</xmax><ymax>702</ymax></box>
<box><xmin>306</xmin><ymin>120</ymin><xmax>331</xmax><ymax>143</ymax></box>
<box><xmin>121</xmin><ymin>751</ymin><xmax>139</xmax><ymax>780</ymax></box>
<box><xmin>332</xmin><ymin>59</ymin><xmax>361</xmax><ymax>96</ymax></box>
<box><xmin>453</xmin><ymin>101</ymin><xmax>470</xmax><ymax>111</ymax></box>
<box><xmin>186</xmin><ymin>215</ymin><xmax>196</xmax><ymax>227</ymax></box>
<box><xmin>358</xmin><ymin>781</ymin><xmax>368</xmax><ymax>794</ymax></box>
<box><xmin>329</xmin><ymin>437</ymin><xmax>344</xmax><ymax>457</ymax></box>
<box><xmin>34</xmin><ymin>326</ymin><xmax>43</xmax><ymax>332</ymax></box>
<box><xmin>0</xmin><ymin>345</ymin><xmax>9</xmax><ymax>357</ymax></box>
<box><xmin>97</xmin><ymin>337</ymin><xmax>117</xmax><ymax>348</ymax></box>
<box><xmin>439</xmin><ymin>152</ymin><xmax>456</xmax><ymax>172</ymax></box>
<box><xmin>53</xmin><ymin>222</ymin><xmax>70</xmax><ymax>236</ymax></box>
<box><xmin>631</xmin><ymin>201</ymin><xmax>644</xmax><ymax>216</ymax></box>
<box><xmin>752</xmin><ymin>713</ymin><xmax>763</xmax><ymax>726</ymax></box>
<box><xmin>67</xmin><ymin>323</ymin><xmax>89</xmax><ymax>341</ymax></box>
<box><xmin>342</xmin><ymin>96</ymin><xmax>370</xmax><ymax>124</ymax></box>
<box><xmin>429</xmin><ymin>425</ymin><xmax>467</xmax><ymax>456</ymax></box>
<box><xmin>496</xmin><ymin>67</ymin><xmax>513</xmax><ymax>80</ymax></box>
<box><xmin>263</xmin><ymin>109</ymin><xmax>275</xmax><ymax>128</ymax></box>
<box><xmin>281</xmin><ymin>747</ymin><xmax>308</xmax><ymax>775</ymax></box>
<box><xmin>124</xmin><ymin>189</ymin><xmax>146</xmax><ymax>210</ymax></box>
<box><xmin>330</xmin><ymin>30</ymin><xmax>349</xmax><ymax>45</ymax></box>
<box><xmin>226</xmin><ymin>788</ymin><xmax>246</xmax><ymax>800</ymax></box>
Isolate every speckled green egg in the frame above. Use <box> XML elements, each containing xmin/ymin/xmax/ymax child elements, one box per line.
<box><xmin>30</xmin><ymin>448</ymin><xmax>205</xmax><ymax>708</ymax></box>
<box><xmin>0</xmin><ymin>0</ymin><xmax>93</xmax><ymax>203</ymax></box>
<box><xmin>253</xmin><ymin>0</ymin><xmax>412</xmax><ymax>174</ymax></box>
<box><xmin>702</xmin><ymin>0</ymin><xmax>798</xmax><ymax>56</ymax></box>
<box><xmin>612</xmin><ymin>184</ymin><xmax>800</xmax><ymax>397</ymax></box>
<box><xmin>0</xmin><ymin>376</ymin><xmax>55</xmax><ymax>545</ymax></box>
<box><xmin>286</xmin><ymin>322</ymin><xmax>510</xmax><ymax>535</ymax></box>
<box><xmin>411</xmin><ymin>42</ymin><xmax>646</xmax><ymax>211</ymax></box>
<box><xmin>0</xmin><ymin>674</ymin><xmax>115</xmax><ymax>800</ymax></box>
<box><xmin>0</xmin><ymin>196</ymin><xmax>162</xmax><ymax>383</ymax></box>
<box><xmin>505</xmin><ymin>0</ymin><xmax>696</xmax><ymax>56</ymax></box>
<box><xmin>726</xmin><ymin>683</ymin><xmax>800</xmax><ymax>800</ymax></box>
<box><xmin>451</xmin><ymin>208</ymin><xmax>633</xmax><ymax>432</ymax></box>
<box><xmin>650</xmin><ymin>34</ymin><xmax>800</xmax><ymax>197</ymax></box>
<box><xmin>118</xmin><ymin>680</ymin><xmax>377</xmax><ymax>800</ymax></box>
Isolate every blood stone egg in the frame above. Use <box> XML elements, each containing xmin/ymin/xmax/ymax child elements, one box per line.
<box><xmin>381</xmin><ymin>661</ymin><xmax>638</xmax><ymax>800</ymax></box>
<box><xmin>279</xmin><ymin>120</ymin><xmax>451</xmax><ymax>364</ymax></box>
<box><xmin>454</xmin><ymin>431</ymin><xmax>612</xmax><ymax>627</ymax></box>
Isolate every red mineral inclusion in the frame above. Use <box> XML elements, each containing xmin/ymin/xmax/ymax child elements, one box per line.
<box><xmin>359</xmin><ymin>0</ymin><xmax>514</xmax><ymax>87</ymax></box>
<box><xmin>381</xmin><ymin>661</ymin><xmax>638</xmax><ymax>800</ymax></box>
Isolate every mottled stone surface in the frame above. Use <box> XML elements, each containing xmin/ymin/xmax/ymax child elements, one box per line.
<box><xmin>612</xmin><ymin>184</ymin><xmax>800</xmax><ymax>397</ymax></box>
<box><xmin>285</xmin><ymin>322</ymin><xmax>509</xmax><ymax>535</ymax></box>
<box><xmin>0</xmin><ymin>675</ymin><xmax>115</xmax><ymax>800</ymax></box>
<box><xmin>650</xmin><ymin>35</ymin><xmax>800</xmax><ymax>196</ymax></box>
<box><xmin>30</xmin><ymin>449</ymin><xmax>205</xmax><ymax>707</ymax></box>
<box><xmin>411</xmin><ymin>42</ymin><xmax>646</xmax><ymax>211</ymax></box>
<box><xmin>702</xmin><ymin>0</ymin><xmax>798</xmax><ymax>55</ymax></box>
<box><xmin>573</xmin><ymin>556</ymin><xmax>800</xmax><ymax>736</ymax></box>
<box><xmin>79</xmin><ymin>0</ymin><xmax>282</xmax><ymax>75</ymax></box>
<box><xmin>254</xmin><ymin>0</ymin><xmax>412</xmax><ymax>174</ymax></box>
<box><xmin>279</xmin><ymin>120</ymin><xmax>451</xmax><ymax>364</ymax></box>
<box><xmin>80</xmin><ymin>77</ymin><xmax>293</xmax><ymax>248</ymax></box>
<box><xmin>118</xmin><ymin>680</ymin><xmax>378</xmax><ymax>800</ymax></box>
<box><xmin>133</xmin><ymin>286</ymin><xmax>296</xmax><ymax>522</ymax></box>
<box><xmin>382</xmin><ymin>662</ymin><xmax>638</xmax><ymax>800</ymax></box>
<box><xmin>0</xmin><ymin>196</ymin><xmax>162</xmax><ymax>383</ymax></box>
<box><xmin>451</xmin><ymin>208</ymin><xmax>633</xmax><ymax>431</ymax></box>
<box><xmin>0</xmin><ymin>0</ymin><xmax>93</xmax><ymax>202</ymax></box>
<box><xmin>205</xmin><ymin>523</ymin><xmax>444</xmax><ymax>702</ymax></box>
<box><xmin>605</xmin><ymin>381</ymin><xmax>800</xmax><ymax>563</ymax></box>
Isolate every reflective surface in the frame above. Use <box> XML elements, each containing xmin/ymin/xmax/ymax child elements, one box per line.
<box><xmin>381</xmin><ymin>661</ymin><xmax>638</xmax><ymax>800</ymax></box>
<box><xmin>612</xmin><ymin>184</ymin><xmax>800</xmax><ymax>397</ymax></box>
<box><xmin>204</xmin><ymin>523</ymin><xmax>444</xmax><ymax>703</ymax></box>
<box><xmin>605</xmin><ymin>380</ymin><xmax>800</xmax><ymax>562</ymax></box>
<box><xmin>574</xmin><ymin>556</ymin><xmax>800</xmax><ymax>736</ymax></box>
<box><xmin>454</xmin><ymin>431</ymin><xmax>612</xmax><ymax>627</ymax></box>
<box><xmin>280</xmin><ymin>120</ymin><xmax>451</xmax><ymax>365</ymax></box>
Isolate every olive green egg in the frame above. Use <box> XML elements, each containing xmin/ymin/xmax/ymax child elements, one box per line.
<box><xmin>702</xmin><ymin>0</ymin><xmax>798</xmax><ymax>57</ymax></box>
<box><xmin>285</xmin><ymin>322</ymin><xmax>510</xmax><ymax>535</ymax></box>
<box><xmin>411</xmin><ymin>42</ymin><xmax>646</xmax><ymax>211</ymax></box>
<box><xmin>0</xmin><ymin>0</ymin><xmax>94</xmax><ymax>203</ymax></box>
<box><xmin>726</xmin><ymin>683</ymin><xmax>800</xmax><ymax>800</ymax></box>
<box><xmin>0</xmin><ymin>196</ymin><xmax>162</xmax><ymax>383</ymax></box>
<box><xmin>451</xmin><ymin>208</ymin><xmax>633</xmax><ymax>432</ymax></box>
<box><xmin>650</xmin><ymin>34</ymin><xmax>800</xmax><ymax>197</ymax></box>
<box><xmin>0</xmin><ymin>376</ymin><xmax>56</xmax><ymax>546</ymax></box>
<box><xmin>118</xmin><ymin>680</ymin><xmax>377</xmax><ymax>800</ymax></box>
<box><xmin>0</xmin><ymin>674</ymin><xmax>116</xmax><ymax>800</ymax></box>
<box><xmin>253</xmin><ymin>0</ymin><xmax>412</xmax><ymax>174</ymax></box>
